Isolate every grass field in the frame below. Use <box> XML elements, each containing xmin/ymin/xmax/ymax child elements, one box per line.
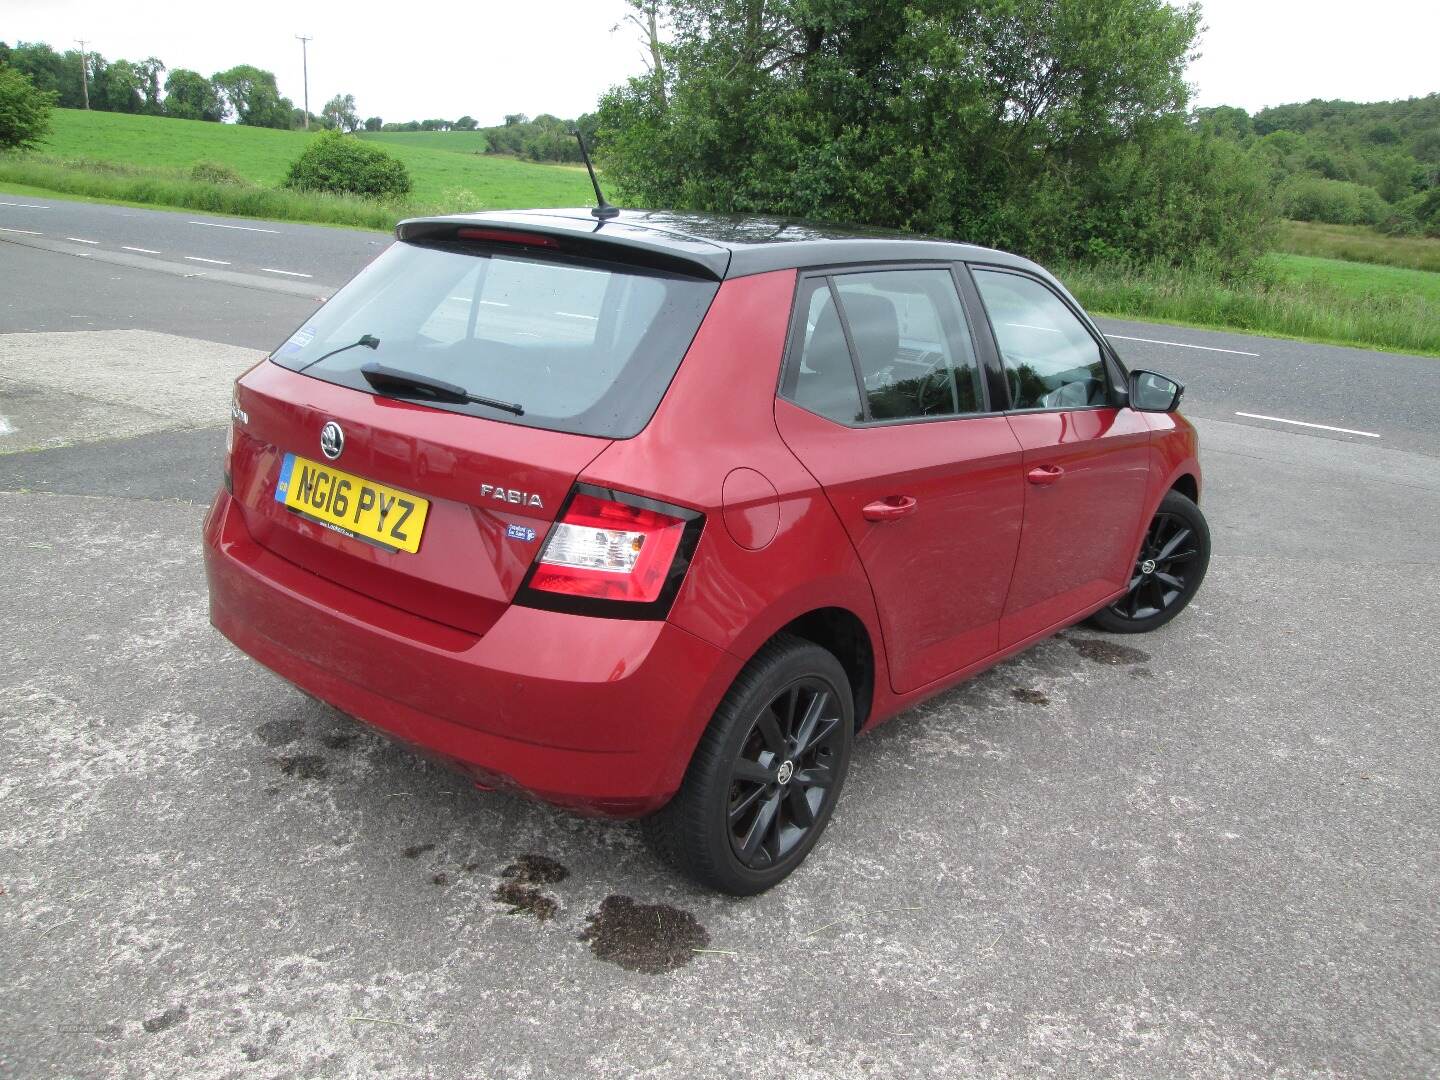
<box><xmin>1277</xmin><ymin>220</ymin><xmax>1440</xmax><ymax>274</ymax></box>
<box><xmin>357</xmin><ymin>130</ymin><xmax>491</xmax><ymax>154</ymax></box>
<box><xmin>21</xmin><ymin>109</ymin><xmax>589</xmax><ymax>209</ymax></box>
<box><xmin>1065</xmin><ymin>252</ymin><xmax>1440</xmax><ymax>356</ymax></box>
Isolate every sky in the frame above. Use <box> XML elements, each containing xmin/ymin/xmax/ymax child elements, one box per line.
<box><xmin>4</xmin><ymin>0</ymin><xmax>1437</xmax><ymax>122</ymax></box>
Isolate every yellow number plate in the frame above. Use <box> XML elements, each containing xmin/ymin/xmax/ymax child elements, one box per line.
<box><xmin>275</xmin><ymin>453</ymin><xmax>430</xmax><ymax>554</ymax></box>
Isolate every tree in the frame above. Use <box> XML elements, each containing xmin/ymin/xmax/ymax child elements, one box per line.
<box><xmin>0</xmin><ymin>65</ymin><xmax>55</xmax><ymax>150</ymax></box>
<box><xmin>136</xmin><ymin>57</ymin><xmax>166</xmax><ymax>114</ymax></box>
<box><xmin>6</xmin><ymin>42</ymin><xmax>74</xmax><ymax>106</ymax></box>
<box><xmin>503</xmin><ymin>113</ymin><xmax>528</xmax><ymax>126</ymax></box>
<box><xmin>164</xmin><ymin>68</ymin><xmax>224</xmax><ymax>121</ymax></box>
<box><xmin>322</xmin><ymin>92</ymin><xmax>360</xmax><ymax>133</ymax></box>
<box><xmin>453</xmin><ymin>114</ymin><xmax>477</xmax><ymax>130</ymax></box>
<box><xmin>594</xmin><ymin>0</ymin><xmax>1270</xmax><ymax>269</ymax></box>
<box><xmin>364</xmin><ymin>115</ymin><xmax>382</xmax><ymax>132</ymax></box>
<box><xmin>212</xmin><ymin>65</ymin><xmax>290</xmax><ymax>128</ymax></box>
<box><xmin>101</xmin><ymin>58</ymin><xmax>144</xmax><ymax>113</ymax></box>
<box><xmin>617</xmin><ymin>1</ymin><xmax>667</xmax><ymax>107</ymax></box>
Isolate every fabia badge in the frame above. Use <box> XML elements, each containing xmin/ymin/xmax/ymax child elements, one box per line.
<box><xmin>319</xmin><ymin>421</ymin><xmax>344</xmax><ymax>461</ymax></box>
<box><xmin>480</xmin><ymin>483</ymin><xmax>543</xmax><ymax>509</ymax></box>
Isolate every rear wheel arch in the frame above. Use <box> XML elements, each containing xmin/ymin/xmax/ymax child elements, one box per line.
<box><xmin>767</xmin><ymin>607</ymin><xmax>875</xmax><ymax>731</ymax></box>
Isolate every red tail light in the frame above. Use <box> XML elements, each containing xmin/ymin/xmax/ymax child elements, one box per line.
<box><xmin>518</xmin><ymin>486</ymin><xmax>703</xmax><ymax>618</ymax></box>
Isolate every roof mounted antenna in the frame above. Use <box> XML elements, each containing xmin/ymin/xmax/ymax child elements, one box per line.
<box><xmin>573</xmin><ymin>131</ymin><xmax>619</xmax><ymax>220</ymax></box>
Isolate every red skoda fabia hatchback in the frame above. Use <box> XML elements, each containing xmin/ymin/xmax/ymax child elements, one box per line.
<box><xmin>205</xmin><ymin>210</ymin><xmax>1209</xmax><ymax>894</ymax></box>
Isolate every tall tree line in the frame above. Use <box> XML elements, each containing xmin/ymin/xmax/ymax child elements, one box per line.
<box><xmin>0</xmin><ymin>40</ymin><xmax>315</xmax><ymax>130</ymax></box>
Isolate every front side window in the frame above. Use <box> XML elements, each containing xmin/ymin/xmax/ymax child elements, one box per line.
<box><xmin>784</xmin><ymin>268</ymin><xmax>984</xmax><ymax>424</ymax></box>
<box><xmin>972</xmin><ymin>269</ymin><xmax>1111</xmax><ymax>411</ymax></box>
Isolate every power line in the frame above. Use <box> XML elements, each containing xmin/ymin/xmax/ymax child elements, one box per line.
<box><xmin>295</xmin><ymin>35</ymin><xmax>313</xmax><ymax>130</ymax></box>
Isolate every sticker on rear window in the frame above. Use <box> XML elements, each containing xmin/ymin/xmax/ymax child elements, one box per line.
<box><xmin>506</xmin><ymin>524</ymin><xmax>536</xmax><ymax>542</ymax></box>
<box><xmin>277</xmin><ymin>325</ymin><xmax>316</xmax><ymax>356</ymax></box>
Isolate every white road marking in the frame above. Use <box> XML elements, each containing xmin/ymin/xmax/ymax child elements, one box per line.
<box><xmin>66</xmin><ymin>237</ymin><xmax>100</xmax><ymax>245</ymax></box>
<box><xmin>1235</xmin><ymin>412</ymin><xmax>1381</xmax><ymax>438</ymax></box>
<box><xmin>0</xmin><ymin>414</ymin><xmax>13</xmax><ymax>435</ymax></box>
<box><xmin>184</xmin><ymin>256</ymin><xmax>231</xmax><ymax>265</ymax></box>
<box><xmin>1107</xmin><ymin>333</ymin><xmax>1260</xmax><ymax>357</ymax></box>
<box><xmin>260</xmin><ymin>267</ymin><xmax>312</xmax><ymax>278</ymax></box>
<box><xmin>122</xmin><ymin>245</ymin><xmax>162</xmax><ymax>254</ymax></box>
<box><xmin>0</xmin><ymin>201</ymin><xmax>49</xmax><ymax>209</ymax></box>
<box><xmin>1006</xmin><ymin>321</ymin><xmax>1062</xmax><ymax>334</ymax></box>
<box><xmin>188</xmin><ymin>220</ymin><xmax>280</xmax><ymax>234</ymax></box>
<box><xmin>0</xmin><ymin>226</ymin><xmax>43</xmax><ymax>235</ymax></box>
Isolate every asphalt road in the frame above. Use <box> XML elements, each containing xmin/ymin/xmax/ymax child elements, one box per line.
<box><xmin>0</xmin><ymin>195</ymin><xmax>385</xmax><ymax>286</ymax></box>
<box><xmin>1</xmin><ymin>197</ymin><xmax>1437</xmax><ymax>1079</ymax></box>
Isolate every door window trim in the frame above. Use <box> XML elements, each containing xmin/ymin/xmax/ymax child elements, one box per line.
<box><xmin>777</xmin><ymin>262</ymin><xmax>1001</xmax><ymax>428</ymax></box>
<box><xmin>962</xmin><ymin>262</ymin><xmax>1129</xmax><ymax>414</ymax></box>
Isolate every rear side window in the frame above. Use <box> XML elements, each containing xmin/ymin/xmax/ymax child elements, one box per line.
<box><xmin>271</xmin><ymin>241</ymin><xmax>719</xmax><ymax>438</ymax></box>
<box><xmin>789</xmin><ymin>282</ymin><xmax>865</xmax><ymax>424</ymax></box>
<box><xmin>972</xmin><ymin>269</ymin><xmax>1110</xmax><ymax>411</ymax></box>
<box><xmin>784</xmin><ymin>268</ymin><xmax>984</xmax><ymax>424</ymax></box>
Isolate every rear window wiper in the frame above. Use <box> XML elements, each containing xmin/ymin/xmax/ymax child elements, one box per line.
<box><xmin>296</xmin><ymin>333</ymin><xmax>380</xmax><ymax>371</ymax></box>
<box><xmin>360</xmin><ymin>363</ymin><xmax>525</xmax><ymax>416</ymax></box>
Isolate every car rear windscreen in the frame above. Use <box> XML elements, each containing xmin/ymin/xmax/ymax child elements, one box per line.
<box><xmin>270</xmin><ymin>240</ymin><xmax>720</xmax><ymax>438</ymax></box>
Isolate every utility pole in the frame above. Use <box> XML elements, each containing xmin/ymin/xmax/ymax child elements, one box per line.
<box><xmin>75</xmin><ymin>39</ymin><xmax>90</xmax><ymax>110</ymax></box>
<box><xmin>295</xmin><ymin>35</ymin><xmax>313</xmax><ymax>129</ymax></box>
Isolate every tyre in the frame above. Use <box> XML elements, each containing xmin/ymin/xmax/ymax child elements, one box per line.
<box><xmin>644</xmin><ymin>633</ymin><xmax>854</xmax><ymax>895</ymax></box>
<box><xmin>1087</xmin><ymin>489</ymin><xmax>1211</xmax><ymax>635</ymax></box>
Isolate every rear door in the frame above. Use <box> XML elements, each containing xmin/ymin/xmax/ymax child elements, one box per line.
<box><xmin>966</xmin><ymin>266</ymin><xmax>1151</xmax><ymax>646</ymax></box>
<box><xmin>228</xmin><ymin>234</ymin><xmax>719</xmax><ymax>635</ymax></box>
<box><xmin>774</xmin><ymin>267</ymin><xmax>1025</xmax><ymax>694</ymax></box>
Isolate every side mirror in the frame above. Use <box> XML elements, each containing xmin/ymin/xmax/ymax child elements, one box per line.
<box><xmin>1128</xmin><ymin>369</ymin><xmax>1184</xmax><ymax>413</ymax></box>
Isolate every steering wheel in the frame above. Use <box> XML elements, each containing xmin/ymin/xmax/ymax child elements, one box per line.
<box><xmin>911</xmin><ymin>354</ymin><xmax>955</xmax><ymax>415</ymax></box>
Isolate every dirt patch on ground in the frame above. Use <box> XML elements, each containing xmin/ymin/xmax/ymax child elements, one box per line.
<box><xmin>142</xmin><ymin>1005</ymin><xmax>188</xmax><ymax>1034</ymax></box>
<box><xmin>580</xmin><ymin>895</ymin><xmax>710</xmax><ymax>974</ymax></box>
<box><xmin>501</xmin><ymin>854</ymin><xmax>570</xmax><ymax>886</ymax></box>
<box><xmin>1069</xmin><ymin>638</ymin><xmax>1151</xmax><ymax>666</ymax></box>
<box><xmin>402</xmin><ymin>843</ymin><xmax>436</xmax><ymax>859</ymax></box>
<box><xmin>493</xmin><ymin>882</ymin><xmax>559</xmax><ymax>922</ymax></box>
<box><xmin>255</xmin><ymin>718</ymin><xmax>303</xmax><ymax>747</ymax></box>
<box><xmin>1011</xmin><ymin>688</ymin><xmax>1051</xmax><ymax>706</ymax></box>
<box><xmin>275</xmin><ymin>754</ymin><xmax>327</xmax><ymax>780</ymax></box>
<box><xmin>491</xmin><ymin>854</ymin><xmax>569</xmax><ymax>921</ymax></box>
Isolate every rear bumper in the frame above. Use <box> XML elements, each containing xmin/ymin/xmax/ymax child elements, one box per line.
<box><xmin>203</xmin><ymin>491</ymin><xmax>739</xmax><ymax>816</ymax></box>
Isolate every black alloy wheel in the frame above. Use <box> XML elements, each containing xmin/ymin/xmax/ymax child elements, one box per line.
<box><xmin>644</xmin><ymin>634</ymin><xmax>854</xmax><ymax>895</ymax></box>
<box><xmin>1088</xmin><ymin>489</ymin><xmax>1211</xmax><ymax>634</ymax></box>
<box><xmin>726</xmin><ymin>677</ymin><xmax>844</xmax><ymax>870</ymax></box>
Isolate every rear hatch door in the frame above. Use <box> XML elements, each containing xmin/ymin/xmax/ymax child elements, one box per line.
<box><xmin>228</xmin><ymin>228</ymin><xmax>721</xmax><ymax>636</ymax></box>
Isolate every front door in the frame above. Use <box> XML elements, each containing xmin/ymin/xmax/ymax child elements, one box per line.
<box><xmin>967</xmin><ymin>267</ymin><xmax>1151</xmax><ymax>646</ymax></box>
<box><xmin>775</xmin><ymin>267</ymin><xmax>1026</xmax><ymax>694</ymax></box>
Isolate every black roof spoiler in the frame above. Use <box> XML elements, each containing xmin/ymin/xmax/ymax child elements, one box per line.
<box><xmin>395</xmin><ymin>213</ymin><xmax>732</xmax><ymax>281</ymax></box>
